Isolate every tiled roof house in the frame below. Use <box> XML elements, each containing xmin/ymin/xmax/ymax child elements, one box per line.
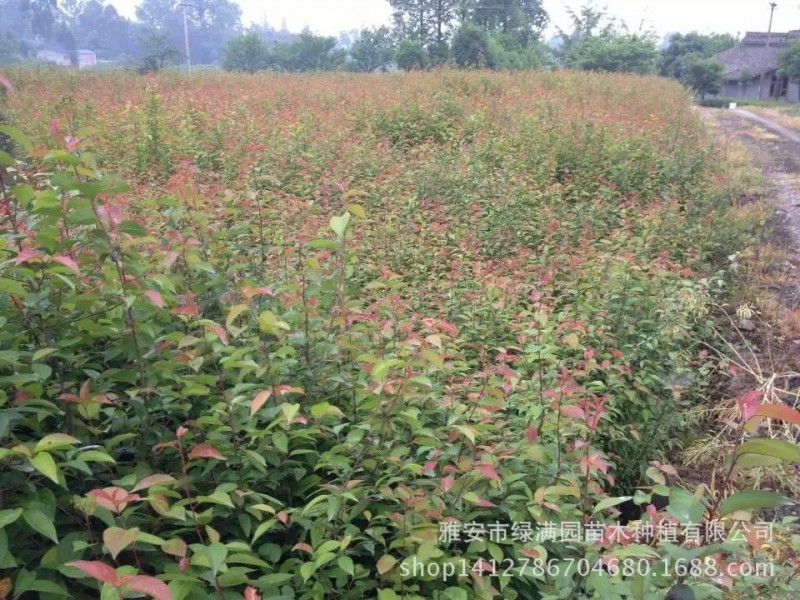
<box><xmin>712</xmin><ymin>30</ymin><xmax>800</xmax><ymax>102</ymax></box>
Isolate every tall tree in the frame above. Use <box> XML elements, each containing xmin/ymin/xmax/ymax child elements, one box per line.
<box><xmin>659</xmin><ymin>32</ymin><xmax>737</xmax><ymax>79</ymax></box>
<box><xmin>62</xmin><ymin>1</ymin><xmax>137</xmax><ymax>60</ymax></box>
<box><xmin>222</xmin><ymin>30</ymin><xmax>268</xmax><ymax>73</ymax></box>
<box><xmin>471</xmin><ymin>0</ymin><xmax>547</xmax><ymax>46</ymax></box>
<box><xmin>350</xmin><ymin>26</ymin><xmax>395</xmax><ymax>72</ymax></box>
<box><xmin>389</xmin><ymin>0</ymin><xmax>461</xmax><ymax>49</ymax></box>
<box><xmin>135</xmin><ymin>0</ymin><xmax>241</xmax><ymax>64</ymax></box>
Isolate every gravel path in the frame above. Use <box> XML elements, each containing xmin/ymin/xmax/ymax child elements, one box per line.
<box><xmin>709</xmin><ymin>108</ymin><xmax>800</xmax><ymax>255</ymax></box>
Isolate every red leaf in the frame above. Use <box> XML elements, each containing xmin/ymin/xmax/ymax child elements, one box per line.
<box><xmin>126</xmin><ymin>575</ymin><xmax>172</xmax><ymax>600</ymax></box>
<box><xmin>131</xmin><ymin>474</ymin><xmax>178</xmax><ymax>493</ymax></box>
<box><xmin>424</xmin><ymin>459</ymin><xmax>437</xmax><ymax>472</ymax></box>
<box><xmin>525</xmin><ymin>427</ymin><xmax>539</xmax><ymax>442</ymax></box>
<box><xmin>187</xmin><ymin>443</ymin><xmax>226</xmax><ymax>461</ymax></box>
<box><xmin>474</xmin><ymin>497</ymin><xmax>497</xmax><ymax>508</ymax></box>
<box><xmin>205</xmin><ymin>322</ymin><xmax>229</xmax><ymax>345</ymax></box>
<box><xmin>176</xmin><ymin>426</ymin><xmax>188</xmax><ymax>438</ymax></box>
<box><xmin>144</xmin><ymin>290</ymin><xmax>165</xmax><ymax>308</ymax></box>
<box><xmin>14</xmin><ymin>248</ymin><xmax>41</xmax><ymax>265</ymax></box>
<box><xmin>52</xmin><ymin>255</ymin><xmax>80</xmax><ymax>274</ymax></box>
<box><xmin>0</xmin><ymin>75</ymin><xmax>12</xmax><ymax>93</ymax></box>
<box><xmin>737</xmin><ymin>390</ymin><xmax>762</xmax><ymax>421</ymax></box>
<box><xmin>292</xmin><ymin>542</ymin><xmax>314</xmax><ymax>554</ymax></box>
<box><xmin>441</xmin><ymin>475</ymin><xmax>454</xmax><ymax>493</ymax></box>
<box><xmin>250</xmin><ymin>390</ymin><xmax>273</xmax><ymax>416</ymax></box>
<box><xmin>753</xmin><ymin>403</ymin><xmax>800</xmax><ymax>427</ymax></box>
<box><xmin>244</xmin><ymin>587</ymin><xmax>262</xmax><ymax>600</ymax></box>
<box><xmin>277</xmin><ymin>511</ymin><xmax>289</xmax><ymax>524</ymax></box>
<box><xmin>67</xmin><ymin>560</ymin><xmax>118</xmax><ymax>585</ymax></box>
<box><xmin>172</xmin><ymin>303</ymin><xmax>199</xmax><ymax>317</ymax></box>
<box><xmin>560</xmin><ymin>405</ymin><xmax>586</xmax><ymax>421</ymax></box>
<box><xmin>475</xmin><ymin>461</ymin><xmax>501</xmax><ymax>483</ymax></box>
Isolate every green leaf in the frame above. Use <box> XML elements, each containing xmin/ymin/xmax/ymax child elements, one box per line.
<box><xmin>735</xmin><ymin>438</ymin><xmax>800</xmax><ymax>464</ymax></box>
<box><xmin>377</xmin><ymin>590</ymin><xmax>398</xmax><ymax>600</ymax></box>
<box><xmin>30</xmin><ymin>452</ymin><xmax>60</xmax><ymax>484</ymax></box>
<box><xmin>310</xmin><ymin>402</ymin><xmax>344</xmax><ymax>420</ymax></box>
<box><xmin>443</xmin><ymin>588</ymin><xmax>468</xmax><ymax>600</ymax></box>
<box><xmin>118</xmin><ymin>221</ymin><xmax>148</xmax><ymax>237</ymax></box>
<box><xmin>377</xmin><ymin>554</ymin><xmax>397</xmax><ymax>575</ymax></box>
<box><xmin>299</xmin><ymin>561</ymin><xmax>317</xmax><ymax>582</ymax></box>
<box><xmin>0</xmin><ymin>149</ymin><xmax>15</xmax><ymax>166</ymax></box>
<box><xmin>719</xmin><ymin>491</ymin><xmax>794</xmax><ymax>516</ymax></box>
<box><xmin>35</xmin><ymin>433</ymin><xmax>80</xmax><ymax>454</ymax></box>
<box><xmin>0</xmin><ymin>124</ymin><xmax>33</xmax><ymax>153</ymax></box>
<box><xmin>280</xmin><ymin>403</ymin><xmax>300</xmax><ymax>428</ymax></box>
<box><xmin>337</xmin><ymin>555</ymin><xmax>355</xmax><ymax>576</ymax></box>
<box><xmin>371</xmin><ymin>359</ymin><xmax>402</xmax><ymax>381</ymax></box>
<box><xmin>330</xmin><ymin>212</ymin><xmax>351</xmax><ymax>238</ymax></box>
<box><xmin>306</xmin><ymin>239</ymin><xmax>339</xmax><ymax>250</ymax></box>
<box><xmin>22</xmin><ymin>508</ymin><xmax>58</xmax><ymax>543</ymax></box>
<box><xmin>76</xmin><ymin>450</ymin><xmax>116</xmax><ymax>464</ymax></box>
<box><xmin>0</xmin><ymin>278</ymin><xmax>26</xmax><ymax>296</ymax></box>
<box><xmin>206</xmin><ymin>542</ymin><xmax>228</xmax><ymax>575</ymax></box>
<box><xmin>0</xmin><ymin>277</ymin><xmax>27</xmax><ymax>296</ymax></box>
<box><xmin>0</xmin><ymin>508</ymin><xmax>23</xmax><ymax>529</ymax></box>
<box><xmin>225</xmin><ymin>304</ymin><xmax>249</xmax><ymax>329</ymax></box>
<box><xmin>43</xmin><ymin>150</ymin><xmax>80</xmax><ymax>166</ymax></box>
<box><xmin>103</xmin><ymin>527</ymin><xmax>139</xmax><ymax>560</ymax></box>
<box><xmin>667</xmin><ymin>488</ymin><xmax>705</xmax><ymax>524</ymax></box>
<box><xmin>592</xmin><ymin>496</ymin><xmax>633</xmax><ymax>515</ymax></box>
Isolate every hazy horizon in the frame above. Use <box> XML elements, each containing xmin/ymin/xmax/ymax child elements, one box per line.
<box><xmin>108</xmin><ymin>0</ymin><xmax>800</xmax><ymax>40</ymax></box>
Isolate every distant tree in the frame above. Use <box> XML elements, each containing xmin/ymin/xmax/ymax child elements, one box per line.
<box><xmin>681</xmin><ymin>53</ymin><xmax>724</xmax><ymax>98</ymax></box>
<box><xmin>566</xmin><ymin>33</ymin><xmax>658</xmax><ymax>75</ymax></box>
<box><xmin>471</xmin><ymin>0</ymin><xmax>548</xmax><ymax>47</ymax></box>
<box><xmin>451</xmin><ymin>22</ymin><xmax>495</xmax><ymax>68</ymax></box>
<box><xmin>136</xmin><ymin>0</ymin><xmax>241</xmax><ymax>64</ymax></box>
<box><xmin>62</xmin><ymin>0</ymin><xmax>136</xmax><ymax>61</ymax></box>
<box><xmin>270</xmin><ymin>31</ymin><xmax>346</xmax><ymax>72</ymax></box>
<box><xmin>394</xmin><ymin>39</ymin><xmax>428</xmax><ymax>70</ymax></box>
<box><xmin>0</xmin><ymin>31</ymin><xmax>21</xmax><ymax>63</ymax></box>
<box><xmin>222</xmin><ymin>31</ymin><xmax>268</xmax><ymax>73</ymax></box>
<box><xmin>350</xmin><ymin>26</ymin><xmax>395</xmax><ymax>72</ymax></box>
<box><xmin>388</xmin><ymin>0</ymin><xmax>459</xmax><ymax>50</ymax></box>
<box><xmin>780</xmin><ymin>42</ymin><xmax>800</xmax><ymax>85</ymax></box>
<box><xmin>659</xmin><ymin>32</ymin><xmax>737</xmax><ymax>78</ymax></box>
<box><xmin>249</xmin><ymin>21</ymin><xmax>296</xmax><ymax>46</ymax></box>
<box><xmin>136</xmin><ymin>28</ymin><xmax>181</xmax><ymax>73</ymax></box>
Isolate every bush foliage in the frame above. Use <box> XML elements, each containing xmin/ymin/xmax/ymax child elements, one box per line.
<box><xmin>0</xmin><ymin>69</ymin><xmax>798</xmax><ymax>600</ymax></box>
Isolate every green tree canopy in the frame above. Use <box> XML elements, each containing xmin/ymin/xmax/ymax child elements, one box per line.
<box><xmin>780</xmin><ymin>41</ymin><xmax>800</xmax><ymax>83</ymax></box>
<box><xmin>451</xmin><ymin>22</ymin><xmax>495</xmax><ymax>69</ymax></box>
<box><xmin>350</xmin><ymin>26</ymin><xmax>395</xmax><ymax>72</ymax></box>
<box><xmin>394</xmin><ymin>38</ymin><xmax>428</xmax><ymax>70</ymax></box>
<box><xmin>470</xmin><ymin>0</ymin><xmax>548</xmax><ymax>47</ymax></box>
<box><xmin>566</xmin><ymin>32</ymin><xmax>659</xmax><ymax>75</ymax></box>
<box><xmin>269</xmin><ymin>31</ymin><xmax>346</xmax><ymax>72</ymax></box>
<box><xmin>222</xmin><ymin>31</ymin><xmax>268</xmax><ymax>73</ymax></box>
<box><xmin>659</xmin><ymin>32</ymin><xmax>737</xmax><ymax>78</ymax></box>
<box><xmin>681</xmin><ymin>53</ymin><xmax>724</xmax><ymax>98</ymax></box>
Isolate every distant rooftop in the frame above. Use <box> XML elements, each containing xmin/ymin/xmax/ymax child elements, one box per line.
<box><xmin>713</xmin><ymin>31</ymin><xmax>800</xmax><ymax>81</ymax></box>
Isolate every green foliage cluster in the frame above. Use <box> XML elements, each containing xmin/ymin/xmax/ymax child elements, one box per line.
<box><xmin>779</xmin><ymin>41</ymin><xmax>800</xmax><ymax>84</ymax></box>
<box><xmin>0</xmin><ymin>70</ymin><xmax>798</xmax><ymax>600</ymax></box>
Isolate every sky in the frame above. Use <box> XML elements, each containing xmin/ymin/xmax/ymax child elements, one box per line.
<box><xmin>108</xmin><ymin>1</ymin><xmax>800</xmax><ymax>40</ymax></box>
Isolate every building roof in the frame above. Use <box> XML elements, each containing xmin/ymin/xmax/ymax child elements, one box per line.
<box><xmin>714</xmin><ymin>30</ymin><xmax>800</xmax><ymax>80</ymax></box>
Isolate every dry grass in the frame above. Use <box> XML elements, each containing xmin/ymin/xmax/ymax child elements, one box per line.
<box><xmin>681</xmin><ymin>113</ymin><xmax>800</xmax><ymax>498</ymax></box>
<box><xmin>746</xmin><ymin>106</ymin><xmax>800</xmax><ymax>134</ymax></box>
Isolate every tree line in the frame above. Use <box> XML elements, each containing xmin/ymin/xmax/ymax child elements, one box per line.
<box><xmin>0</xmin><ymin>0</ymin><xmax>743</xmax><ymax>96</ymax></box>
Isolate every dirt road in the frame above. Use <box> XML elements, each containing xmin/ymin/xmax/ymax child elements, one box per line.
<box><xmin>709</xmin><ymin>108</ymin><xmax>800</xmax><ymax>254</ymax></box>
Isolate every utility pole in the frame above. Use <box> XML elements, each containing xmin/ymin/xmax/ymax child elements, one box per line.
<box><xmin>177</xmin><ymin>2</ymin><xmax>194</xmax><ymax>74</ymax></box>
<box><xmin>759</xmin><ymin>2</ymin><xmax>778</xmax><ymax>99</ymax></box>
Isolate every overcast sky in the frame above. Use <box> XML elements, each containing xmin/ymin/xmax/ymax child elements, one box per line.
<box><xmin>109</xmin><ymin>1</ymin><xmax>800</xmax><ymax>40</ymax></box>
